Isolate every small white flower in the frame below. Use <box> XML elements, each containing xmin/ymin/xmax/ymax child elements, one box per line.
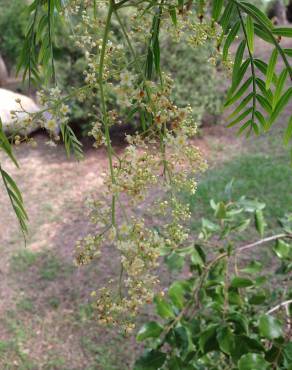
<box><xmin>120</xmin><ymin>71</ymin><xmax>133</xmax><ymax>87</ymax></box>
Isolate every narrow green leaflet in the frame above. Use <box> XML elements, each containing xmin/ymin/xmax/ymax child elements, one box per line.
<box><xmin>225</xmin><ymin>77</ymin><xmax>253</xmax><ymax>107</ymax></box>
<box><xmin>272</xmin><ymin>27</ymin><xmax>292</xmax><ymax>38</ymax></box>
<box><xmin>232</xmin><ymin>41</ymin><xmax>246</xmax><ymax>86</ymax></box>
<box><xmin>223</xmin><ymin>20</ymin><xmax>240</xmax><ymax>61</ymax></box>
<box><xmin>273</xmin><ymin>68</ymin><xmax>288</xmax><ymax>108</ymax></box>
<box><xmin>269</xmin><ymin>87</ymin><xmax>292</xmax><ymax>126</ymax></box>
<box><xmin>60</xmin><ymin>123</ymin><xmax>83</xmax><ymax>160</ymax></box>
<box><xmin>246</xmin><ymin>16</ymin><xmax>254</xmax><ymax>54</ymax></box>
<box><xmin>0</xmin><ymin>167</ymin><xmax>28</xmax><ymax>236</ymax></box>
<box><xmin>266</xmin><ymin>49</ymin><xmax>278</xmax><ymax>90</ymax></box>
<box><xmin>228</xmin><ymin>93</ymin><xmax>253</xmax><ymax>120</ymax></box>
<box><xmin>212</xmin><ymin>0</ymin><xmax>224</xmax><ymax>22</ymax></box>
<box><xmin>0</xmin><ymin>119</ymin><xmax>18</xmax><ymax>167</ymax></box>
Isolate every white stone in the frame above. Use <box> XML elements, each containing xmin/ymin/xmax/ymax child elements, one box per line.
<box><xmin>0</xmin><ymin>88</ymin><xmax>40</xmax><ymax>134</ymax></box>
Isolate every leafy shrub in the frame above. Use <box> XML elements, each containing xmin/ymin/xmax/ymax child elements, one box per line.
<box><xmin>135</xmin><ymin>191</ymin><xmax>292</xmax><ymax>369</ymax></box>
<box><xmin>0</xmin><ymin>0</ymin><xmax>27</xmax><ymax>68</ymax></box>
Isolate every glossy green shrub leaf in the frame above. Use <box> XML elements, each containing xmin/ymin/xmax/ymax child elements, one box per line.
<box><xmin>217</xmin><ymin>327</ymin><xmax>234</xmax><ymax>355</ymax></box>
<box><xmin>259</xmin><ymin>314</ymin><xmax>283</xmax><ymax>340</ymax></box>
<box><xmin>255</xmin><ymin>209</ymin><xmax>265</xmax><ymax>237</ymax></box>
<box><xmin>137</xmin><ymin>322</ymin><xmax>163</xmax><ymax>342</ymax></box>
<box><xmin>165</xmin><ymin>252</ymin><xmax>185</xmax><ymax>271</ymax></box>
<box><xmin>241</xmin><ymin>260</ymin><xmax>263</xmax><ymax>274</ymax></box>
<box><xmin>199</xmin><ymin>325</ymin><xmax>219</xmax><ymax>354</ymax></box>
<box><xmin>231</xmin><ymin>277</ymin><xmax>254</xmax><ymax>288</ymax></box>
<box><xmin>255</xmin><ymin>94</ymin><xmax>272</xmax><ymax>114</ymax></box>
<box><xmin>134</xmin><ymin>350</ymin><xmax>166</xmax><ymax>370</ymax></box>
<box><xmin>168</xmin><ymin>281</ymin><xmax>186</xmax><ymax>309</ymax></box>
<box><xmin>273</xmin><ymin>239</ymin><xmax>291</xmax><ymax>259</ymax></box>
<box><xmin>154</xmin><ymin>296</ymin><xmax>175</xmax><ymax>319</ymax></box>
<box><xmin>238</xmin><ymin>353</ymin><xmax>269</xmax><ymax>370</ymax></box>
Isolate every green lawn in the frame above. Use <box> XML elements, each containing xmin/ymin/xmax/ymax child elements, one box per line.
<box><xmin>187</xmin><ymin>127</ymin><xmax>292</xmax><ymax>232</ymax></box>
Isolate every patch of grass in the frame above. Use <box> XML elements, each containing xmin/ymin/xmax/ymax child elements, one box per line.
<box><xmin>81</xmin><ymin>337</ymin><xmax>126</xmax><ymax>370</ymax></box>
<box><xmin>16</xmin><ymin>297</ymin><xmax>35</xmax><ymax>313</ymax></box>
<box><xmin>187</xmin><ymin>152</ymin><xmax>292</xmax><ymax>232</ymax></box>
<box><xmin>39</xmin><ymin>255</ymin><xmax>62</xmax><ymax>281</ymax></box>
<box><xmin>186</xmin><ymin>123</ymin><xmax>292</xmax><ymax>234</ymax></box>
<box><xmin>48</xmin><ymin>296</ymin><xmax>60</xmax><ymax>309</ymax></box>
<box><xmin>10</xmin><ymin>249</ymin><xmax>39</xmax><ymax>272</ymax></box>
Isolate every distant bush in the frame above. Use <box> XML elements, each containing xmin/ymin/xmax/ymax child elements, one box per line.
<box><xmin>0</xmin><ymin>0</ymin><xmax>27</xmax><ymax>69</ymax></box>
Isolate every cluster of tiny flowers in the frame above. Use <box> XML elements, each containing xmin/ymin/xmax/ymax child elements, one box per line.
<box><xmin>66</xmin><ymin>0</ymin><xmax>211</xmax><ymax>331</ymax></box>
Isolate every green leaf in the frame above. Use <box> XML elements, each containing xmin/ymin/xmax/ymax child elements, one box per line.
<box><xmin>254</xmin><ymin>59</ymin><xmax>277</xmax><ymax>85</ymax></box>
<box><xmin>269</xmin><ymin>87</ymin><xmax>292</xmax><ymax>126</ymax></box>
<box><xmin>154</xmin><ymin>296</ymin><xmax>175</xmax><ymax>319</ymax></box>
<box><xmin>60</xmin><ymin>123</ymin><xmax>83</xmax><ymax>160</ymax></box>
<box><xmin>168</xmin><ymin>6</ymin><xmax>177</xmax><ymax>26</ymax></box>
<box><xmin>0</xmin><ymin>119</ymin><xmax>18</xmax><ymax>167</ymax></box>
<box><xmin>255</xmin><ymin>94</ymin><xmax>272</xmax><ymax>115</ymax></box>
<box><xmin>217</xmin><ymin>327</ymin><xmax>234</xmax><ymax>355</ymax></box>
<box><xmin>220</xmin><ymin>1</ymin><xmax>235</xmax><ymax>32</ymax></box>
<box><xmin>225</xmin><ymin>77</ymin><xmax>253</xmax><ymax>107</ymax></box>
<box><xmin>259</xmin><ymin>314</ymin><xmax>283</xmax><ymax>340</ymax></box>
<box><xmin>227</xmin><ymin>108</ymin><xmax>253</xmax><ymax>128</ymax></box>
<box><xmin>199</xmin><ymin>325</ymin><xmax>219</xmax><ymax>354</ymax></box>
<box><xmin>241</xmin><ymin>260</ymin><xmax>263</xmax><ymax>274</ymax></box>
<box><xmin>273</xmin><ymin>239</ymin><xmax>291</xmax><ymax>259</ymax></box>
<box><xmin>223</xmin><ymin>20</ymin><xmax>240</xmax><ymax>61</ymax></box>
<box><xmin>165</xmin><ymin>252</ymin><xmax>185</xmax><ymax>271</ymax></box>
<box><xmin>246</xmin><ymin>16</ymin><xmax>254</xmax><ymax>54</ymax></box>
<box><xmin>214</xmin><ymin>201</ymin><xmax>226</xmax><ymax>219</ymax></box>
<box><xmin>231</xmin><ymin>277</ymin><xmax>254</xmax><ymax>288</ymax></box>
<box><xmin>255</xmin><ymin>110</ymin><xmax>268</xmax><ymax>130</ymax></box>
<box><xmin>134</xmin><ymin>350</ymin><xmax>166</xmax><ymax>370</ymax></box>
<box><xmin>137</xmin><ymin>322</ymin><xmax>163</xmax><ymax>342</ymax></box>
<box><xmin>266</xmin><ymin>49</ymin><xmax>278</xmax><ymax>90</ymax></box>
<box><xmin>228</xmin><ymin>59</ymin><xmax>251</xmax><ymax>98</ymax></box>
<box><xmin>168</xmin><ymin>281</ymin><xmax>187</xmax><ymax>309</ymax></box>
<box><xmin>228</xmin><ymin>93</ymin><xmax>253</xmax><ymax>120</ymax></box>
<box><xmin>238</xmin><ymin>353</ymin><xmax>269</xmax><ymax>370</ymax></box>
<box><xmin>272</xmin><ymin>27</ymin><xmax>292</xmax><ymax>38</ymax></box>
<box><xmin>273</xmin><ymin>68</ymin><xmax>288</xmax><ymax>108</ymax></box>
<box><xmin>237</xmin><ymin>2</ymin><xmax>273</xmax><ymax>30</ymax></box>
<box><xmin>255</xmin><ymin>210</ymin><xmax>265</xmax><ymax>237</ymax></box>
<box><xmin>212</xmin><ymin>0</ymin><xmax>224</xmax><ymax>21</ymax></box>
<box><xmin>232</xmin><ymin>41</ymin><xmax>246</xmax><ymax>85</ymax></box>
